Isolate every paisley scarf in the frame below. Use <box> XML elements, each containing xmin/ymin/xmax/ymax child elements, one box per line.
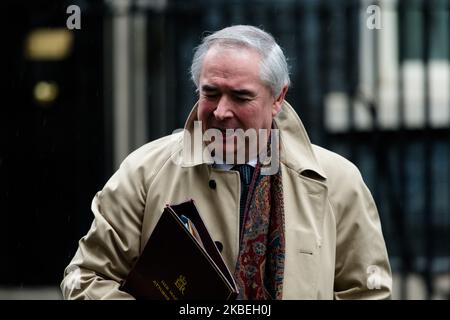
<box><xmin>234</xmin><ymin>162</ymin><xmax>285</xmax><ymax>300</ymax></box>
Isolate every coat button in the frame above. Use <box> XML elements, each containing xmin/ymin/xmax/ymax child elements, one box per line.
<box><xmin>209</xmin><ymin>179</ymin><xmax>216</xmax><ymax>189</ymax></box>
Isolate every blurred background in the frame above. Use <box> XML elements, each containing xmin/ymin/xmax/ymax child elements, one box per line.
<box><xmin>1</xmin><ymin>0</ymin><xmax>449</xmax><ymax>299</ymax></box>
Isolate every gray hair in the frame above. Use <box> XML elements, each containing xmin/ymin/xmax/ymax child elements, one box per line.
<box><xmin>191</xmin><ymin>25</ymin><xmax>290</xmax><ymax>97</ymax></box>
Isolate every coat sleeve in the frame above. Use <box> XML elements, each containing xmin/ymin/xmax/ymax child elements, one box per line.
<box><xmin>60</xmin><ymin>153</ymin><xmax>148</xmax><ymax>300</ymax></box>
<box><xmin>332</xmin><ymin>164</ymin><xmax>392</xmax><ymax>300</ymax></box>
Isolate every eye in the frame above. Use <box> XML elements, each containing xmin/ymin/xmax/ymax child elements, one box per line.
<box><xmin>234</xmin><ymin>96</ymin><xmax>250</xmax><ymax>103</ymax></box>
<box><xmin>203</xmin><ymin>93</ymin><xmax>219</xmax><ymax>100</ymax></box>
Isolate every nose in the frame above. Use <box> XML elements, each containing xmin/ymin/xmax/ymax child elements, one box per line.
<box><xmin>213</xmin><ymin>96</ymin><xmax>233</xmax><ymax>121</ymax></box>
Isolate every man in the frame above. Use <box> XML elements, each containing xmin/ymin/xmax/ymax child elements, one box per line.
<box><xmin>61</xmin><ymin>25</ymin><xmax>392</xmax><ymax>299</ymax></box>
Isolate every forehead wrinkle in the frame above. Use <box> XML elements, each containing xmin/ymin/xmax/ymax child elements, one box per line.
<box><xmin>202</xmin><ymin>47</ymin><xmax>261</xmax><ymax>77</ymax></box>
<box><xmin>201</xmin><ymin>80</ymin><xmax>257</xmax><ymax>97</ymax></box>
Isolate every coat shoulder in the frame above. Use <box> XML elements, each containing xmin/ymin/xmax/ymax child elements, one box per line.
<box><xmin>116</xmin><ymin>132</ymin><xmax>183</xmax><ymax>182</ymax></box>
<box><xmin>311</xmin><ymin>144</ymin><xmax>368</xmax><ymax>212</ymax></box>
<box><xmin>311</xmin><ymin>144</ymin><xmax>376</xmax><ymax>223</ymax></box>
<box><xmin>127</xmin><ymin>132</ymin><xmax>182</xmax><ymax>163</ymax></box>
<box><xmin>311</xmin><ymin>144</ymin><xmax>363</xmax><ymax>183</ymax></box>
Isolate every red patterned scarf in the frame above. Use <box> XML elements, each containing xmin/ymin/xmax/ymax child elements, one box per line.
<box><xmin>234</xmin><ymin>162</ymin><xmax>285</xmax><ymax>299</ymax></box>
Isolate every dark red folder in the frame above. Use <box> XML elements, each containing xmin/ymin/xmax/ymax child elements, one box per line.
<box><xmin>120</xmin><ymin>199</ymin><xmax>239</xmax><ymax>300</ymax></box>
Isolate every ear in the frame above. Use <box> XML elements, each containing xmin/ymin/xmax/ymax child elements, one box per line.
<box><xmin>272</xmin><ymin>85</ymin><xmax>288</xmax><ymax>116</ymax></box>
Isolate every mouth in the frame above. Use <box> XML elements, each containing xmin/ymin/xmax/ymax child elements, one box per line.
<box><xmin>211</xmin><ymin>127</ymin><xmax>235</xmax><ymax>144</ymax></box>
<box><xmin>212</xmin><ymin>127</ymin><xmax>239</xmax><ymax>133</ymax></box>
<box><xmin>212</xmin><ymin>127</ymin><xmax>229</xmax><ymax>136</ymax></box>
<box><xmin>214</xmin><ymin>127</ymin><xmax>226</xmax><ymax>133</ymax></box>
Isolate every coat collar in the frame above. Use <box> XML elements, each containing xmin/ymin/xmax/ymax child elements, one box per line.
<box><xmin>179</xmin><ymin>100</ymin><xmax>327</xmax><ymax>181</ymax></box>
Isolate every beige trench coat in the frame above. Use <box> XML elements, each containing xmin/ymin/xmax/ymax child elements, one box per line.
<box><xmin>61</xmin><ymin>101</ymin><xmax>392</xmax><ymax>299</ymax></box>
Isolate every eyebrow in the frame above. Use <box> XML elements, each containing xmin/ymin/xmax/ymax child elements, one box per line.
<box><xmin>201</xmin><ymin>85</ymin><xmax>256</xmax><ymax>97</ymax></box>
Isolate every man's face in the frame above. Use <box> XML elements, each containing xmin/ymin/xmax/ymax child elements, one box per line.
<box><xmin>197</xmin><ymin>45</ymin><xmax>285</xmax><ymax>162</ymax></box>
